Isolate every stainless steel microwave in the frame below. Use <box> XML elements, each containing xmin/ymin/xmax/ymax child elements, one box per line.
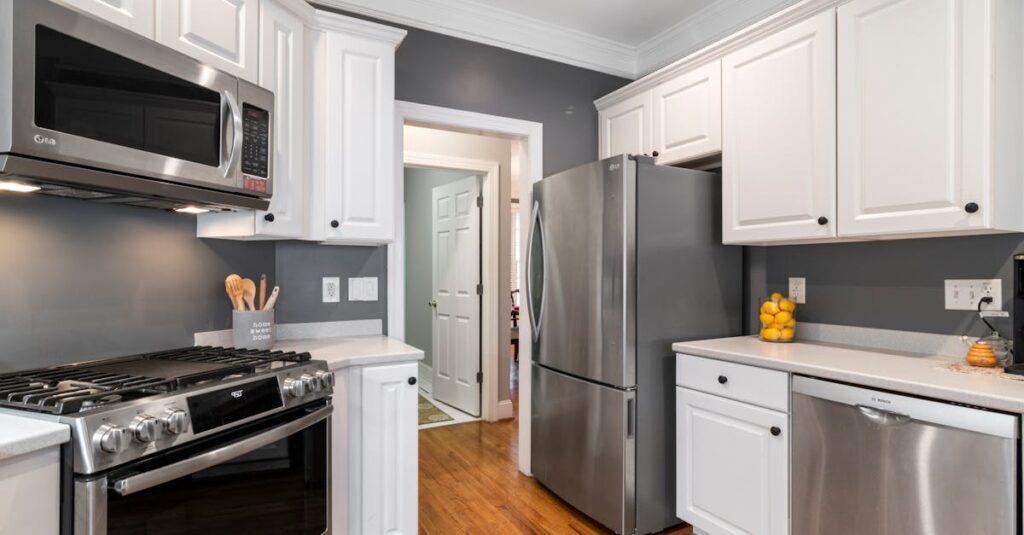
<box><xmin>0</xmin><ymin>0</ymin><xmax>274</xmax><ymax>211</ymax></box>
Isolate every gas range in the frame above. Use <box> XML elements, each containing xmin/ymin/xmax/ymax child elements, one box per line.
<box><xmin>0</xmin><ymin>346</ymin><xmax>333</xmax><ymax>475</ymax></box>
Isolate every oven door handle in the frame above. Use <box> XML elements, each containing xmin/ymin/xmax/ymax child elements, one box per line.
<box><xmin>110</xmin><ymin>405</ymin><xmax>332</xmax><ymax>497</ymax></box>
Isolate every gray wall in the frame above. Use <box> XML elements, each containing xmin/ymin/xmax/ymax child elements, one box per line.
<box><xmin>313</xmin><ymin>4</ymin><xmax>630</xmax><ymax>176</ymax></box>
<box><xmin>758</xmin><ymin>234</ymin><xmax>1024</xmax><ymax>338</ymax></box>
<box><xmin>273</xmin><ymin>241</ymin><xmax>388</xmax><ymax>324</ymax></box>
<box><xmin>403</xmin><ymin>167</ymin><xmax>480</xmax><ymax>367</ymax></box>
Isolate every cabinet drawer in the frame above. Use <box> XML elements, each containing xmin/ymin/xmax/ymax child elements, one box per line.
<box><xmin>676</xmin><ymin>354</ymin><xmax>788</xmax><ymax>412</ymax></box>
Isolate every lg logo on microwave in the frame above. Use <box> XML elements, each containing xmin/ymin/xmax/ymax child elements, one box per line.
<box><xmin>33</xmin><ymin>134</ymin><xmax>56</xmax><ymax>146</ymax></box>
<box><xmin>230</xmin><ymin>390</ymin><xmax>244</xmax><ymax>399</ymax></box>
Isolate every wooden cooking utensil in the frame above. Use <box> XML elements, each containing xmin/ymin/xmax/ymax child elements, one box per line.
<box><xmin>224</xmin><ymin>274</ymin><xmax>244</xmax><ymax>311</ymax></box>
<box><xmin>242</xmin><ymin>278</ymin><xmax>257</xmax><ymax>311</ymax></box>
<box><xmin>263</xmin><ymin>286</ymin><xmax>280</xmax><ymax>311</ymax></box>
<box><xmin>258</xmin><ymin>274</ymin><xmax>267</xmax><ymax>310</ymax></box>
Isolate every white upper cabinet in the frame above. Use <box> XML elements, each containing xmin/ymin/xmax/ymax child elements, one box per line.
<box><xmin>721</xmin><ymin>10</ymin><xmax>836</xmax><ymax>245</ymax></box>
<box><xmin>55</xmin><ymin>0</ymin><xmax>155</xmax><ymax>38</ymax></box>
<box><xmin>156</xmin><ymin>0</ymin><xmax>260</xmax><ymax>82</ymax></box>
<box><xmin>837</xmin><ymin>0</ymin><xmax>1024</xmax><ymax>238</ymax></box>
<box><xmin>653</xmin><ymin>60</ymin><xmax>722</xmax><ymax>165</ymax></box>
<box><xmin>309</xmin><ymin>12</ymin><xmax>406</xmax><ymax>244</ymax></box>
<box><xmin>599</xmin><ymin>91</ymin><xmax>652</xmax><ymax>159</ymax></box>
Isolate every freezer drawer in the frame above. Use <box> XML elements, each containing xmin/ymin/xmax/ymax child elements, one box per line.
<box><xmin>793</xmin><ymin>376</ymin><xmax>1018</xmax><ymax>535</ymax></box>
<box><xmin>531</xmin><ymin>364</ymin><xmax>635</xmax><ymax>534</ymax></box>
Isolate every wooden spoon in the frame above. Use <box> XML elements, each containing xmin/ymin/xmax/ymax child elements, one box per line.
<box><xmin>224</xmin><ymin>274</ymin><xmax>244</xmax><ymax>311</ymax></box>
<box><xmin>263</xmin><ymin>286</ymin><xmax>280</xmax><ymax>311</ymax></box>
<box><xmin>242</xmin><ymin>278</ymin><xmax>257</xmax><ymax>311</ymax></box>
<box><xmin>258</xmin><ymin>274</ymin><xmax>267</xmax><ymax>310</ymax></box>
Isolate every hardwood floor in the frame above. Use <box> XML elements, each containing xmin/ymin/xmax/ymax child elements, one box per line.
<box><xmin>419</xmin><ymin>412</ymin><xmax>692</xmax><ymax>534</ymax></box>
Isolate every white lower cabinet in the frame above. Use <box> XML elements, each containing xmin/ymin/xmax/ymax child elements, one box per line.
<box><xmin>333</xmin><ymin>362</ymin><xmax>418</xmax><ymax>534</ymax></box>
<box><xmin>0</xmin><ymin>446</ymin><xmax>61</xmax><ymax>535</ymax></box>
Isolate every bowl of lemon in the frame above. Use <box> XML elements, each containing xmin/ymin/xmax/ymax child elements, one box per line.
<box><xmin>759</xmin><ymin>292</ymin><xmax>796</xmax><ymax>343</ymax></box>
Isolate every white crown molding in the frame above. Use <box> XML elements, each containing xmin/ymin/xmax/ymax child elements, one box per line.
<box><xmin>312</xmin><ymin>8</ymin><xmax>408</xmax><ymax>46</ymax></box>
<box><xmin>312</xmin><ymin>0</ymin><xmax>638</xmax><ymax>78</ymax></box>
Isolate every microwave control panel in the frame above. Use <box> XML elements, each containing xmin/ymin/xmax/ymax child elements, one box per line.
<box><xmin>241</xmin><ymin>104</ymin><xmax>270</xmax><ymax>192</ymax></box>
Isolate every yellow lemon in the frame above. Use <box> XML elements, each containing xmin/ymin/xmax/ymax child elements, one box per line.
<box><xmin>759</xmin><ymin>313</ymin><xmax>776</xmax><ymax>325</ymax></box>
<box><xmin>762</xmin><ymin>328</ymin><xmax>782</xmax><ymax>341</ymax></box>
<box><xmin>774</xmin><ymin>322</ymin><xmax>787</xmax><ymax>330</ymax></box>
<box><xmin>774</xmin><ymin>311</ymin><xmax>793</xmax><ymax>324</ymax></box>
<box><xmin>781</xmin><ymin>328</ymin><xmax>795</xmax><ymax>340</ymax></box>
<box><xmin>779</xmin><ymin>299</ymin><xmax>795</xmax><ymax>312</ymax></box>
<box><xmin>785</xmin><ymin>318</ymin><xmax>796</xmax><ymax>328</ymax></box>
<box><xmin>761</xmin><ymin>300</ymin><xmax>780</xmax><ymax>315</ymax></box>
<box><xmin>770</xmin><ymin>292</ymin><xmax>783</xmax><ymax>301</ymax></box>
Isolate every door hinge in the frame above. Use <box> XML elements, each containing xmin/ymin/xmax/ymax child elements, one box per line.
<box><xmin>476</xmin><ymin>283</ymin><xmax>483</xmax><ymax>295</ymax></box>
<box><xmin>476</xmin><ymin>371</ymin><xmax>483</xmax><ymax>384</ymax></box>
<box><xmin>476</xmin><ymin>195</ymin><xmax>483</xmax><ymax>208</ymax></box>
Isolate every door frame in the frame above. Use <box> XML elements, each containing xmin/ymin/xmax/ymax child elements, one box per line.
<box><xmin>390</xmin><ymin>100</ymin><xmax>541</xmax><ymax>475</ymax></box>
<box><xmin>404</xmin><ymin>152</ymin><xmax>498</xmax><ymax>418</ymax></box>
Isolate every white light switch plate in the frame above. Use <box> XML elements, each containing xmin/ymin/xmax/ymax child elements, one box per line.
<box><xmin>348</xmin><ymin>277</ymin><xmax>378</xmax><ymax>302</ymax></box>
<box><xmin>322</xmin><ymin>277</ymin><xmax>340</xmax><ymax>303</ymax></box>
<box><xmin>789</xmin><ymin>277</ymin><xmax>806</xmax><ymax>304</ymax></box>
<box><xmin>945</xmin><ymin>279</ymin><xmax>1001</xmax><ymax>310</ymax></box>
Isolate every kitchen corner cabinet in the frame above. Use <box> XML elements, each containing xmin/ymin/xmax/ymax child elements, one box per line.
<box><xmin>333</xmin><ymin>362</ymin><xmax>418</xmax><ymax>534</ymax></box>
<box><xmin>197</xmin><ymin>0</ymin><xmax>309</xmax><ymax>239</ymax></box>
<box><xmin>837</xmin><ymin>0</ymin><xmax>1024</xmax><ymax>238</ymax></box>
<box><xmin>653</xmin><ymin>60</ymin><xmax>722</xmax><ymax>165</ymax></box>
<box><xmin>308</xmin><ymin>12</ymin><xmax>406</xmax><ymax>244</ymax></box>
<box><xmin>721</xmin><ymin>10</ymin><xmax>836</xmax><ymax>245</ymax></box>
<box><xmin>54</xmin><ymin>0</ymin><xmax>155</xmax><ymax>38</ymax></box>
<box><xmin>599</xmin><ymin>90</ymin><xmax>653</xmax><ymax>159</ymax></box>
<box><xmin>156</xmin><ymin>0</ymin><xmax>260</xmax><ymax>82</ymax></box>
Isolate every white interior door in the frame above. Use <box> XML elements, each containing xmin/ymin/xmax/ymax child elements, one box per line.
<box><xmin>432</xmin><ymin>176</ymin><xmax>482</xmax><ymax>416</ymax></box>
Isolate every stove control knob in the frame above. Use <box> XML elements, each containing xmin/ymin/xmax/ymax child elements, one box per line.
<box><xmin>283</xmin><ymin>377</ymin><xmax>306</xmax><ymax>398</ymax></box>
<box><xmin>315</xmin><ymin>370</ymin><xmax>335</xmax><ymax>390</ymax></box>
<box><xmin>301</xmin><ymin>373</ymin><xmax>321</xmax><ymax>393</ymax></box>
<box><xmin>162</xmin><ymin>410</ymin><xmax>189</xmax><ymax>435</ymax></box>
<box><xmin>95</xmin><ymin>424</ymin><xmax>130</xmax><ymax>454</ymax></box>
<box><xmin>130</xmin><ymin>415</ymin><xmax>160</xmax><ymax>443</ymax></box>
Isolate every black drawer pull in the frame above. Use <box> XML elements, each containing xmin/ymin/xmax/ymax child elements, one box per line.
<box><xmin>717</xmin><ymin>375</ymin><xmax>728</xmax><ymax>385</ymax></box>
<box><xmin>770</xmin><ymin>426</ymin><xmax>782</xmax><ymax>436</ymax></box>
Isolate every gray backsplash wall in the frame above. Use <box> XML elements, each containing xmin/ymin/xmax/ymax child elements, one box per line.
<box><xmin>758</xmin><ymin>233</ymin><xmax>1024</xmax><ymax>339</ymax></box>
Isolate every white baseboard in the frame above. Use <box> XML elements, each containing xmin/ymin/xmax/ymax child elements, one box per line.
<box><xmin>496</xmin><ymin>399</ymin><xmax>514</xmax><ymax>420</ymax></box>
<box><xmin>418</xmin><ymin>362</ymin><xmax>433</xmax><ymax>394</ymax></box>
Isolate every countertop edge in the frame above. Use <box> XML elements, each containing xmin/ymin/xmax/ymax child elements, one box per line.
<box><xmin>0</xmin><ymin>419</ymin><xmax>70</xmax><ymax>461</ymax></box>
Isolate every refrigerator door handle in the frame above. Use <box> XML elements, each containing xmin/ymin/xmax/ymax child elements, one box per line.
<box><xmin>626</xmin><ymin>398</ymin><xmax>635</xmax><ymax>439</ymax></box>
<box><xmin>526</xmin><ymin>200</ymin><xmax>545</xmax><ymax>342</ymax></box>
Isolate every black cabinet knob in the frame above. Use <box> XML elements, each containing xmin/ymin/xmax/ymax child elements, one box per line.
<box><xmin>770</xmin><ymin>426</ymin><xmax>782</xmax><ymax>436</ymax></box>
<box><xmin>965</xmin><ymin>202</ymin><xmax>979</xmax><ymax>213</ymax></box>
<box><xmin>652</xmin><ymin>150</ymin><xmax>660</xmax><ymax>157</ymax></box>
<box><xmin>717</xmin><ymin>375</ymin><xmax>728</xmax><ymax>384</ymax></box>
<box><xmin>817</xmin><ymin>216</ymin><xmax>829</xmax><ymax>226</ymax></box>
<box><xmin>330</xmin><ymin>220</ymin><xmax>340</xmax><ymax>228</ymax></box>
<box><xmin>408</xmin><ymin>377</ymin><xmax>417</xmax><ymax>385</ymax></box>
<box><xmin>263</xmin><ymin>213</ymin><xmax>275</xmax><ymax>222</ymax></box>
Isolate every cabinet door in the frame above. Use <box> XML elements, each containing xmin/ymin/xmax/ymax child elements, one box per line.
<box><xmin>254</xmin><ymin>0</ymin><xmax>305</xmax><ymax>237</ymax></box>
<box><xmin>55</xmin><ymin>0</ymin><xmax>155</xmax><ymax>38</ymax></box>
<box><xmin>156</xmin><ymin>0</ymin><xmax>259</xmax><ymax>82</ymax></box>
<box><xmin>653</xmin><ymin>60</ymin><xmax>722</xmax><ymax>165</ymax></box>
<box><xmin>321</xmin><ymin>32</ymin><xmax>396</xmax><ymax>243</ymax></box>
<box><xmin>599</xmin><ymin>91</ymin><xmax>653</xmax><ymax>159</ymax></box>
<box><xmin>361</xmin><ymin>363</ymin><xmax>418</xmax><ymax>535</ymax></box>
<box><xmin>837</xmin><ymin>0</ymin><xmax>990</xmax><ymax>236</ymax></box>
<box><xmin>677</xmin><ymin>387</ymin><xmax>788</xmax><ymax>535</ymax></box>
<box><xmin>721</xmin><ymin>11</ymin><xmax>836</xmax><ymax>244</ymax></box>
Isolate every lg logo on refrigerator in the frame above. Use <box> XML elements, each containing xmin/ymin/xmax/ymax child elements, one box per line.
<box><xmin>33</xmin><ymin>134</ymin><xmax>56</xmax><ymax>146</ymax></box>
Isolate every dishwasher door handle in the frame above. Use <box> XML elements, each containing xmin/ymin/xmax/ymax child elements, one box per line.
<box><xmin>857</xmin><ymin>404</ymin><xmax>911</xmax><ymax>425</ymax></box>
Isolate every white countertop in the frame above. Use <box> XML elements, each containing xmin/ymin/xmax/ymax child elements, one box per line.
<box><xmin>0</xmin><ymin>414</ymin><xmax>70</xmax><ymax>461</ymax></box>
<box><xmin>276</xmin><ymin>335</ymin><xmax>424</xmax><ymax>371</ymax></box>
<box><xmin>673</xmin><ymin>336</ymin><xmax>1024</xmax><ymax>414</ymax></box>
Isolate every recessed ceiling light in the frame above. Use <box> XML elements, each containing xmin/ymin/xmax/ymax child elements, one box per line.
<box><xmin>0</xmin><ymin>180</ymin><xmax>40</xmax><ymax>193</ymax></box>
<box><xmin>174</xmin><ymin>206</ymin><xmax>210</xmax><ymax>215</ymax></box>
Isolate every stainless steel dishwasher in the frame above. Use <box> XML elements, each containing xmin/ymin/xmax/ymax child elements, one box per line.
<box><xmin>792</xmin><ymin>376</ymin><xmax>1019</xmax><ymax>535</ymax></box>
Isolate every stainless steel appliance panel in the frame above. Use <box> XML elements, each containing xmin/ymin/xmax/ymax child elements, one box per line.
<box><xmin>531</xmin><ymin>364</ymin><xmax>635</xmax><ymax>535</ymax></box>
<box><xmin>529</xmin><ymin>155</ymin><xmax>635</xmax><ymax>388</ymax></box>
<box><xmin>793</xmin><ymin>377</ymin><xmax>1018</xmax><ymax>535</ymax></box>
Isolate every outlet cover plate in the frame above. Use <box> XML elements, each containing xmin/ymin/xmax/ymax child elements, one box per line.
<box><xmin>945</xmin><ymin>279</ymin><xmax>1001</xmax><ymax>310</ymax></box>
<box><xmin>789</xmin><ymin>277</ymin><xmax>806</xmax><ymax>304</ymax></box>
<box><xmin>322</xmin><ymin>277</ymin><xmax>340</xmax><ymax>303</ymax></box>
<box><xmin>348</xmin><ymin>277</ymin><xmax>378</xmax><ymax>302</ymax></box>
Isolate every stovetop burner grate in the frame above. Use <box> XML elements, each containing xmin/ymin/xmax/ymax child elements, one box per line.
<box><xmin>0</xmin><ymin>346</ymin><xmax>312</xmax><ymax>415</ymax></box>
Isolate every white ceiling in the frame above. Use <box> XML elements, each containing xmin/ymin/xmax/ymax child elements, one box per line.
<box><xmin>466</xmin><ymin>0</ymin><xmax>719</xmax><ymax>46</ymax></box>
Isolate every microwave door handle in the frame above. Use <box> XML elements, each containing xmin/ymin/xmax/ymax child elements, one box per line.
<box><xmin>222</xmin><ymin>91</ymin><xmax>243</xmax><ymax>177</ymax></box>
<box><xmin>109</xmin><ymin>405</ymin><xmax>331</xmax><ymax>496</ymax></box>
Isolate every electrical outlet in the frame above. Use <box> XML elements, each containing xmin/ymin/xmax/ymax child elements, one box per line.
<box><xmin>348</xmin><ymin>277</ymin><xmax>378</xmax><ymax>302</ymax></box>
<box><xmin>322</xmin><ymin>277</ymin><xmax>340</xmax><ymax>303</ymax></box>
<box><xmin>789</xmin><ymin>277</ymin><xmax>806</xmax><ymax>304</ymax></box>
<box><xmin>945</xmin><ymin>279</ymin><xmax>1002</xmax><ymax>310</ymax></box>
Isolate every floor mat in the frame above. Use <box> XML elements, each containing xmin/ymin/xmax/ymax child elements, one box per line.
<box><xmin>419</xmin><ymin>395</ymin><xmax>454</xmax><ymax>425</ymax></box>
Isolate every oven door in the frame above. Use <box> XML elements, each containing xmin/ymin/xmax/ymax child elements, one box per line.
<box><xmin>5</xmin><ymin>0</ymin><xmax>247</xmax><ymax>194</ymax></box>
<box><xmin>74</xmin><ymin>403</ymin><xmax>331</xmax><ymax>535</ymax></box>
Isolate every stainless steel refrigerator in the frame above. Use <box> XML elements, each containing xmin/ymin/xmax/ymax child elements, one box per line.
<box><xmin>527</xmin><ymin>155</ymin><xmax>742</xmax><ymax>534</ymax></box>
